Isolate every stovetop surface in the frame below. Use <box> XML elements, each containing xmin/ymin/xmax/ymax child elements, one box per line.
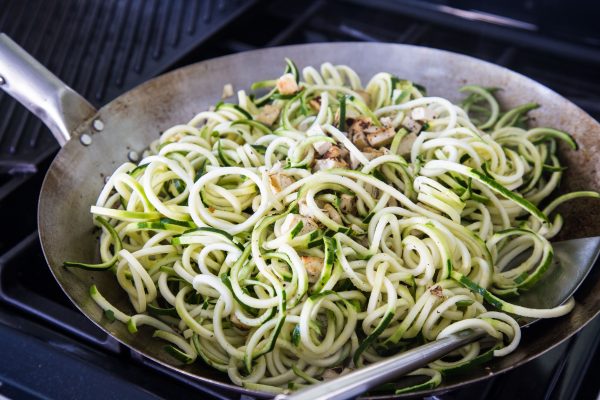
<box><xmin>1</xmin><ymin>1</ymin><xmax>599</xmax><ymax>399</ymax></box>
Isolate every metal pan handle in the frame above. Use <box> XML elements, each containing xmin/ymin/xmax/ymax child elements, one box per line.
<box><xmin>276</xmin><ymin>329</ymin><xmax>486</xmax><ymax>400</ymax></box>
<box><xmin>0</xmin><ymin>33</ymin><xmax>96</xmax><ymax>146</ymax></box>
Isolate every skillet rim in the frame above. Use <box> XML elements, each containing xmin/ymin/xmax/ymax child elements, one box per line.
<box><xmin>37</xmin><ymin>41</ymin><xmax>600</xmax><ymax>399</ymax></box>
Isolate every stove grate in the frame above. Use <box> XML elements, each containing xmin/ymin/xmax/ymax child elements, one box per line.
<box><xmin>0</xmin><ymin>0</ymin><xmax>256</xmax><ymax>195</ymax></box>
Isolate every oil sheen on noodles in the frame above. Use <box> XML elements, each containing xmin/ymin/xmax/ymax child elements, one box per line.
<box><xmin>65</xmin><ymin>59</ymin><xmax>599</xmax><ymax>394</ymax></box>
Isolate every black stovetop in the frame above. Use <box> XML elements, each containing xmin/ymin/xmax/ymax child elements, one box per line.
<box><xmin>1</xmin><ymin>1</ymin><xmax>599</xmax><ymax>399</ymax></box>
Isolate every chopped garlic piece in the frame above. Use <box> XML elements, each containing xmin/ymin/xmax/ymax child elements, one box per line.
<box><xmin>257</xmin><ymin>104</ymin><xmax>281</xmax><ymax>126</ymax></box>
<box><xmin>222</xmin><ymin>83</ymin><xmax>234</xmax><ymax>99</ymax></box>
<box><xmin>302</xmin><ymin>256</ymin><xmax>324</xmax><ymax>283</ymax></box>
<box><xmin>276</xmin><ymin>73</ymin><xmax>299</xmax><ymax>95</ymax></box>
<box><xmin>281</xmin><ymin>213</ymin><xmax>318</xmax><ymax>236</ymax></box>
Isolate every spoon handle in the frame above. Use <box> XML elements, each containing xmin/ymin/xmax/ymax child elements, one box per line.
<box><xmin>276</xmin><ymin>329</ymin><xmax>486</xmax><ymax>400</ymax></box>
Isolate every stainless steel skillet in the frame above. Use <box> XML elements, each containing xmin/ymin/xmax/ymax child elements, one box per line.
<box><xmin>0</xmin><ymin>34</ymin><xmax>599</xmax><ymax>398</ymax></box>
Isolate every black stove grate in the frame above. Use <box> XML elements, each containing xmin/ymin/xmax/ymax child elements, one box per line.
<box><xmin>0</xmin><ymin>0</ymin><xmax>256</xmax><ymax>251</ymax></box>
<box><xmin>0</xmin><ymin>232</ymin><xmax>119</xmax><ymax>351</ymax></box>
<box><xmin>1</xmin><ymin>0</ymin><xmax>600</xmax><ymax>399</ymax></box>
<box><xmin>0</xmin><ymin>0</ymin><xmax>256</xmax><ymax>195</ymax></box>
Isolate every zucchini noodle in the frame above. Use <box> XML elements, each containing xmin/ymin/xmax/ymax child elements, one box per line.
<box><xmin>67</xmin><ymin>59</ymin><xmax>599</xmax><ymax>394</ymax></box>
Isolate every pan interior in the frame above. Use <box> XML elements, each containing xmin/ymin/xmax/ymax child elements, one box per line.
<box><xmin>37</xmin><ymin>43</ymin><xmax>600</xmax><ymax>398</ymax></box>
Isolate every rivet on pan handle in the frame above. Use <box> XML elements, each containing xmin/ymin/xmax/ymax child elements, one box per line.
<box><xmin>0</xmin><ymin>33</ymin><xmax>97</xmax><ymax>147</ymax></box>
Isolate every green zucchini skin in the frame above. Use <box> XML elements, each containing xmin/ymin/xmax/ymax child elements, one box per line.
<box><xmin>63</xmin><ymin>61</ymin><xmax>597</xmax><ymax>394</ymax></box>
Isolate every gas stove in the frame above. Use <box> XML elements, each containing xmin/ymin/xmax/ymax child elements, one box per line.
<box><xmin>0</xmin><ymin>1</ymin><xmax>599</xmax><ymax>399</ymax></box>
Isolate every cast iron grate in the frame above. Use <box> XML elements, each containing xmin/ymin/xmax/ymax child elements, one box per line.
<box><xmin>198</xmin><ymin>0</ymin><xmax>600</xmax><ymax>120</ymax></box>
<box><xmin>0</xmin><ymin>0</ymin><xmax>255</xmax><ymax>191</ymax></box>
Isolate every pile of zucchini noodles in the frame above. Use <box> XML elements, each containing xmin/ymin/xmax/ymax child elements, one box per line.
<box><xmin>66</xmin><ymin>59</ymin><xmax>599</xmax><ymax>394</ymax></box>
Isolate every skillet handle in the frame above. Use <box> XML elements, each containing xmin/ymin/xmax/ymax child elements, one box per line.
<box><xmin>275</xmin><ymin>329</ymin><xmax>486</xmax><ymax>400</ymax></box>
<box><xmin>0</xmin><ymin>33</ymin><xmax>96</xmax><ymax>146</ymax></box>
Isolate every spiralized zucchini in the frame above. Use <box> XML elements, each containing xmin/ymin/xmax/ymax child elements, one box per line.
<box><xmin>67</xmin><ymin>59</ymin><xmax>599</xmax><ymax>394</ymax></box>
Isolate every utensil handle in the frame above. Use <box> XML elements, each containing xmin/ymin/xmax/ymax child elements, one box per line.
<box><xmin>0</xmin><ymin>33</ymin><xmax>96</xmax><ymax>146</ymax></box>
<box><xmin>276</xmin><ymin>329</ymin><xmax>486</xmax><ymax>400</ymax></box>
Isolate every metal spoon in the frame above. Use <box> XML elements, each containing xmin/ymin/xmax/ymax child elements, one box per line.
<box><xmin>276</xmin><ymin>235</ymin><xmax>600</xmax><ymax>400</ymax></box>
